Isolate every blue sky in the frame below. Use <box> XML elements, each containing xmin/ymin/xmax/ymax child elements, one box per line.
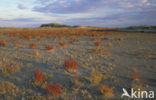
<box><xmin>0</xmin><ymin>0</ymin><xmax>156</xmax><ymax>27</ymax></box>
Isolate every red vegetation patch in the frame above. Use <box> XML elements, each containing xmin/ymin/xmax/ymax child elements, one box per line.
<box><xmin>146</xmin><ymin>51</ymin><xmax>151</xmax><ymax>57</ymax></box>
<box><xmin>59</xmin><ymin>42</ymin><xmax>66</xmax><ymax>47</ymax></box>
<box><xmin>34</xmin><ymin>68</ymin><xmax>43</xmax><ymax>83</ymax></box>
<box><xmin>94</xmin><ymin>41</ymin><xmax>102</xmax><ymax>46</ymax></box>
<box><xmin>99</xmin><ymin>85</ymin><xmax>114</xmax><ymax>97</ymax></box>
<box><xmin>68</xmin><ymin>40</ymin><xmax>74</xmax><ymax>45</ymax></box>
<box><xmin>13</xmin><ymin>43</ymin><xmax>18</xmax><ymax>49</ymax></box>
<box><xmin>45</xmin><ymin>45</ymin><xmax>54</xmax><ymax>51</ymax></box>
<box><xmin>72</xmin><ymin>75</ymin><xmax>78</xmax><ymax>84</ymax></box>
<box><xmin>92</xmin><ymin>37</ymin><xmax>97</xmax><ymax>41</ymax></box>
<box><xmin>131</xmin><ymin>69</ymin><xmax>139</xmax><ymax>80</ymax></box>
<box><xmin>46</xmin><ymin>83</ymin><xmax>62</xmax><ymax>95</ymax></box>
<box><xmin>0</xmin><ymin>40</ymin><xmax>7</xmax><ymax>47</ymax></box>
<box><xmin>64</xmin><ymin>59</ymin><xmax>77</xmax><ymax>72</ymax></box>
<box><xmin>29</xmin><ymin>43</ymin><xmax>37</xmax><ymax>48</ymax></box>
<box><xmin>23</xmin><ymin>34</ymin><xmax>32</xmax><ymax>40</ymax></box>
<box><xmin>4</xmin><ymin>64</ymin><xmax>14</xmax><ymax>73</ymax></box>
<box><xmin>135</xmin><ymin>52</ymin><xmax>141</xmax><ymax>56</ymax></box>
<box><xmin>86</xmin><ymin>42</ymin><xmax>90</xmax><ymax>45</ymax></box>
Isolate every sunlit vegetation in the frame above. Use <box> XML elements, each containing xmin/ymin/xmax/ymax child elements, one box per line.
<box><xmin>59</xmin><ymin>42</ymin><xmax>66</xmax><ymax>47</ymax></box>
<box><xmin>29</xmin><ymin>43</ymin><xmax>37</xmax><ymax>48</ymax></box>
<box><xmin>1</xmin><ymin>63</ymin><xmax>21</xmax><ymax>75</ymax></box>
<box><xmin>45</xmin><ymin>45</ymin><xmax>54</xmax><ymax>51</ymax></box>
<box><xmin>0</xmin><ymin>40</ymin><xmax>7</xmax><ymax>47</ymax></box>
<box><xmin>94</xmin><ymin>41</ymin><xmax>102</xmax><ymax>46</ymax></box>
<box><xmin>98</xmin><ymin>84</ymin><xmax>114</xmax><ymax>98</ymax></box>
<box><xmin>34</xmin><ymin>68</ymin><xmax>43</xmax><ymax>84</ymax></box>
<box><xmin>0</xmin><ymin>27</ymin><xmax>155</xmax><ymax>99</ymax></box>
<box><xmin>46</xmin><ymin>83</ymin><xmax>62</xmax><ymax>95</ymax></box>
<box><xmin>131</xmin><ymin>68</ymin><xmax>139</xmax><ymax>80</ymax></box>
<box><xmin>64</xmin><ymin>59</ymin><xmax>77</xmax><ymax>72</ymax></box>
<box><xmin>85</xmin><ymin>68</ymin><xmax>103</xmax><ymax>85</ymax></box>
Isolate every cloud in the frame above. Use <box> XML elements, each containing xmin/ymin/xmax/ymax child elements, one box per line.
<box><xmin>33</xmin><ymin>0</ymin><xmax>107</xmax><ymax>13</ymax></box>
<box><xmin>63</xmin><ymin>10</ymin><xmax>156</xmax><ymax>27</ymax></box>
<box><xmin>33</xmin><ymin>0</ymin><xmax>156</xmax><ymax>14</ymax></box>
<box><xmin>17</xmin><ymin>4</ymin><xmax>27</xmax><ymax>9</ymax></box>
<box><xmin>1</xmin><ymin>0</ymin><xmax>156</xmax><ymax>27</ymax></box>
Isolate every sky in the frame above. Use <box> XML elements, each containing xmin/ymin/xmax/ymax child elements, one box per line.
<box><xmin>0</xmin><ymin>0</ymin><xmax>156</xmax><ymax>27</ymax></box>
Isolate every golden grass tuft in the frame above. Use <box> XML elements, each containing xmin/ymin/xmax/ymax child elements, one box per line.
<box><xmin>85</xmin><ymin>68</ymin><xmax>103</xmax><ymax>85</ymax></box>
<box><xmin>98</xmin><ymin>84</ymin><xmax>114</xmax><ymax>98</ymax></box>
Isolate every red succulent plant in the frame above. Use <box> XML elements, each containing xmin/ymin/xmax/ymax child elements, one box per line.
<box><xmin>46</xmin><ymin>83</ymin><xmax>62</xmax><ymax>95</ymax></box>
<box><xmin>64</xmin><ymin>59</ymin><xmax>77</xmax><ymax>72</ymax></box>
<box><xmin>34</xmin><ymin>68</ymin><xmax>43</xmax><ymax>83</ymax></box>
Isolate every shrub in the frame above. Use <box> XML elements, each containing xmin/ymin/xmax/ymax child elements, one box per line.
<box><xmin>0</xmin><ymin>81</ymin><xmax>18</xmax><ymax>94</ymax></box>
<box><xmin>0</xmin><ymin>40</ymin><xmax>7</xmax><ymax>47</ymax></box>
<box><xmin>135</xmin><ymin>52</ymin><xmax>141</xmax><ymax>56</ymax></box>
<box><xmin>72</xmin><ymin>75</ymin><xmax>78</xmax><ymax>84</ymax></box>
<box><xmin>91</xmin><ymin>48</ymin><xmax>97</xmax><ymax>52</ymax></box>
<box><xmin>131</xmin><ymin>69</ymin><xmax>139</xmax><ymax>80</ymax></box>
<box><xmin>85</xmin><ymin>68</ymin><xmax>103</xmax><ymax>85</ymax></box>
<box><xmin>68</xmin><ymin>40</ymin><xmax>73</xmax><ymax>45</ymax></box>
<box><xmin>32</xmin><ymin>50</ymin><xmax>39</xmax><ymax>56</ymax></box>
<box><xmin>92</xmin><ymin>37</ymin><xmax>97</xmax><ymax>41</ymax></box>
<box><xmin>1</xmin><ymin>64</ymin><xmax>21</xmax><ymax>75</ymax></box>
<box><xmin>64</xmin><ymin>59</ymin><xmax>77</xmax><ymax>72</ymax></box>
<box><xmin>59</xmin><ymin>42</ymin><xmax>66</xmax><ymax>47</ymax></box>
<box><xmin>45</xmin><ymin>45</ymin><xmax>54</xmax><ymax>51</ymax></box>
<box><xmin>1</xmin><ymin>64</ymin><xmax>14</xmax><ymax>75</ymax></box>
<box><xmin>114</xmin><ymin>37</ymin><xmax>123</xmax><ymax>41</ymax></box>
<box><xmin>98</xmin><ymin>84</ymin><xmax>114</xmax><ymax>97</ymax></box>
<box><xmin>146</xmin><ymin>51</ymin><xmax>151</xmax><ymax>57</ymax></box>
<box><xmin>107</xmin><ymin>42</ymin><xmax>112</xmax><ymax>47</ymax></box>
<box><xmin>13</xmin><ymin>43</ymin><xmax>18</xmax><ymax>50</ymax></box>
<box><xmin>86</xmin><ymin>42</ymin><xmax>90</xmax><ymax>45</ymax></box>
<box><xmin>46</xmin><ymin>83</ymin><xmax>62</xmax><ymax>95</ymax></box>
<box><xmin>29</xmin><ymin>43</ymin><xmax>37</xmax><ymax>48</ymax></box>
<box><xmin>23</xmin><ymin>34</ymin><xmax>32</xmax><ymax>40</ymax></box>
<box><xmin>34</xmin><ymin>68</ymin><xmax>43</xmax><ymax>83</ymax></box>
<box><xmin>94</xmin><ymin>41</ymin><xmax>102</xmax><ymax>46</ymax></box>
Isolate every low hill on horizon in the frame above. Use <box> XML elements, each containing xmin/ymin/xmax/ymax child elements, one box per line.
<box><xmin>40</xmin><ymin>23</ymin><xmax>100</xmax><ymax>28</ymax></box>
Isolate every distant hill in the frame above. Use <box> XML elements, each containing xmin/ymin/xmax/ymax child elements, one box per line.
<box><xmin>40</xmin><ymin>23</ymin><xmax>97</xmax><ymax>28</ymax></box>
<box><xmin>40</xmin><ymin>23</ymin><xmax>71</xmax><ymax>28</ymax></box>
<box><xmin>126</xmin><ymin>25</ymin><xmax>156</xmax><ymax>30</ymax></box>
<box><xmin>40</xmin><ymin>23</ymin><xmax>156</xmax><ymax>33</ymax></box>
<box><xmin>118</xmin><ymin>25</ymin><xmax>156</xmax><ymax>33</ymax></box>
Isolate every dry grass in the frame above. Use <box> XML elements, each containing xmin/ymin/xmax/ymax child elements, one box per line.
<box><xmin>0</xmin><ymin>27</ymin><xmax>155</xmax><ymax>99</ymax></box>
<box><xmin>98</xmin><ymin>84</ymin><xmax>114</xmax><ymax>98</ymax></box>
<box><xmin>85</xmin><ymin>68</ymin><xmax>103</xmax><ymax>85</ymax></box>
<box><xmin>0</xmin><ymin>81</ymin><xmax>18</xmax><ymax>94</ymax></box>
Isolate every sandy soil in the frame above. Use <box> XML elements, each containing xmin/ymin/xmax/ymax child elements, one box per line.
<box><xmin>0</xmin><ymin>32</ymin><xmax>156</xmax><ymax>100</ymax></box>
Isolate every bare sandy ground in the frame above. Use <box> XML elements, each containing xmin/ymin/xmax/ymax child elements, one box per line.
<box><xmin>0</xmin><ymin>32</ymin><xmax>155</xmax><ymax>100</ymax></box>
